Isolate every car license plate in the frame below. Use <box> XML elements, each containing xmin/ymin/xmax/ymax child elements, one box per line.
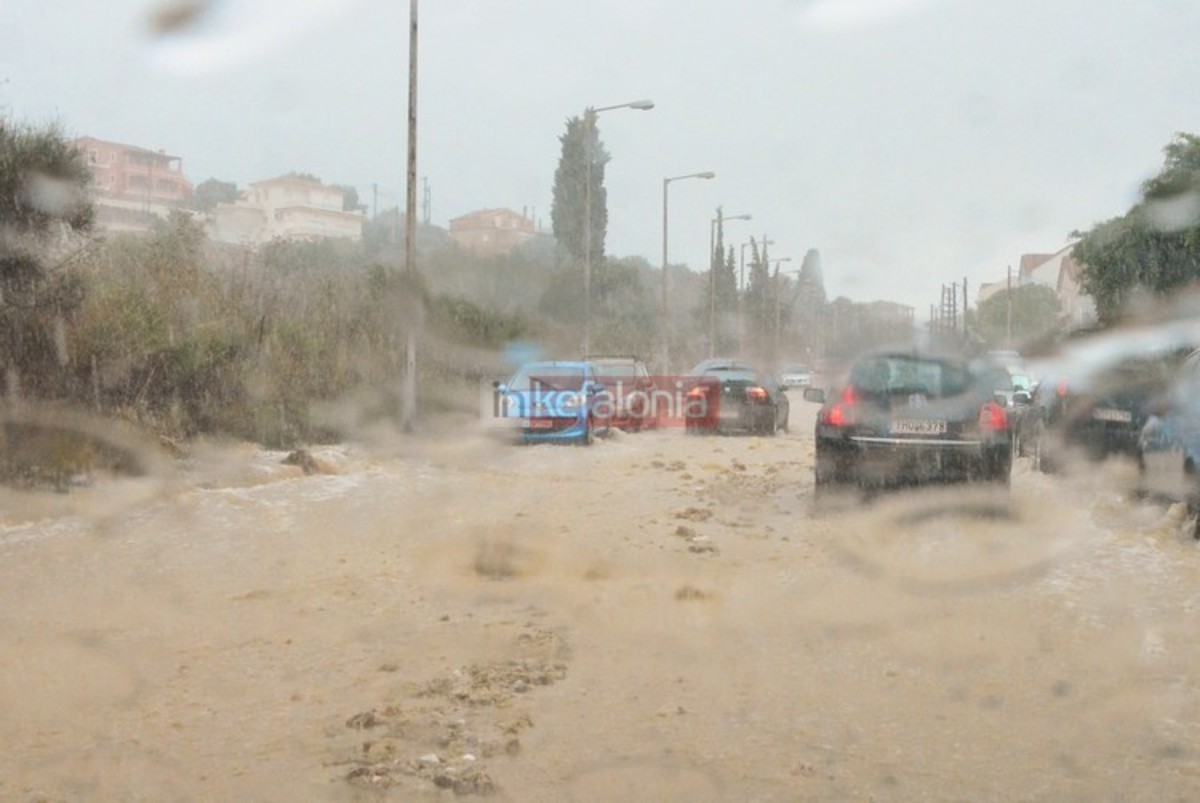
<box><xmin>719</xmin><ymin>407</ymin><xmax>741</xmax><ymax>420</ymax></box>
<box><xmin>891</xmin><ymin>419</ymin><xmax>947</xmax><ymax>435</ymax></box>
<box><xmin>528</xmin><ymin>418</ymin><xmax>554</xmax><ymax>429</ymax></box>
<box><xmin>1092</xmin><ymin>407</ymin><xmax>1132</xmax><ymax>423</ymax></box>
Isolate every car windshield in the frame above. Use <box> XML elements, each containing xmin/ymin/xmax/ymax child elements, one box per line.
<box><xmin>9</xmin><ymin>3</ymin><xmax>1200</xmax><ymax>801</ymax></box>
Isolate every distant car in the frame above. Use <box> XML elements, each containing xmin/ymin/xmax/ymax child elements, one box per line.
<box><xmin>493</xmin><ymin>360</ymin><xmax>611</xmax><ymax>445</ymax></box>
<box><xmin>803</xmin><ymin>347</ymin><xmax>1013</xmax><ymax>489</ymax></box>
<box><xmin>780</xmin><ymin>364</ymin><xmax>813</xmax><ymax>388</ymax></box>
<box><xmin>1019</xmin><ymin>356</ymin><xmax>1169</xmax><ymax>472</ymax></box>
<box><xmin>588</xmin><ymin>356</ymin><xmax>655</xmax><ymax>431</ymax></box>
<box><xmin>684</xmin><ymin>359</ymin><xmax>789</xmax><ymax>435</ymax></box>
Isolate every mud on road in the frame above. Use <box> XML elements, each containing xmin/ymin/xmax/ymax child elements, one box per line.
<box><xmin>3</xmin><ymin>395</ymin><xmax>1200</xmax><ymax>801</ymax></box>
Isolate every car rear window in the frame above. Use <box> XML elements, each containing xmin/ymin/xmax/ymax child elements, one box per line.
<box><xmin>850</xmin><ymin>356</ymin><xmax>972</xmax><ymax>399</ymax></box>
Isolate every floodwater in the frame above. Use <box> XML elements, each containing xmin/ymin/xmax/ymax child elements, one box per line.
<box><xmin>3</xmin><ymin>395</ymin><xmax>1200</xmax><ymax>801</ymax></box>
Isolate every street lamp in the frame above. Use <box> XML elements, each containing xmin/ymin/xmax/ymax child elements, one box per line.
<box><xmin>581</xmin><ymin>99</ymin><xmax>654</xmax><ymax>356</ymax></box>
<box><xmin>708</xmin><ymin>208</ymin><xmax>752</xmax><ymax>358</ymax></box>
<box><xmin>660</xmin><ymin>171</ymin><xmax>716</xmax><ymax>372</ymax></box>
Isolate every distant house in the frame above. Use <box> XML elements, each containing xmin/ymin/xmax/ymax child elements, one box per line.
<box><xmin>73</xmin><ymin>136</ymin><xmax>194</xmax><ymax>233</ymax></box>
<box><xmin>448</xmin><ymin>208</ymin><xmax>541</xmax><ymax>256</ymax></box>
<box><xmin>211</xmin><ymin>175</ymin><xmax>364</xmax><ymax>246</ymax></box>
<box><xmin>864</xmin><ymin>300</ymin><xmax>915</xmax><ymax>323</ymax></box>
<box><xmin>977</xmin><ymin>243</ymin><xmax>1097</xmax><ymax>329</ymax></box>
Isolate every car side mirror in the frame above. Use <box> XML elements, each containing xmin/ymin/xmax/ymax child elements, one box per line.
<box><xmin>803</xmin><ymin>387</ymin><xmax>826</xmax><ymax>404</ymax></box>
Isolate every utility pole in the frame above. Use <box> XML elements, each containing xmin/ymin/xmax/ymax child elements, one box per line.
<box><xmin>963</xmin><ymin>276</ymin><xmax>969</xmax><ymax>336</ymax></box>
<box><xmin>421</xmin><ymin>176</ymin><xmax>431</xmax><ymax>225</ymax></box>
<box><xmin>1006</xmin><ymin>265</ymin><xmax>1013</xmax><ymax>348</ymax></box>
<box><xmin>401</xmin><ymin>0</ymin><xmax>419</xmax><ymax>431</ymax></box>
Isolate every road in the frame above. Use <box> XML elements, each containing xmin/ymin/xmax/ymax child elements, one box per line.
<box><xmin>3</xmin><ymin>392</ymin><xmax>1200</xmax><ymax>801</ymax></box>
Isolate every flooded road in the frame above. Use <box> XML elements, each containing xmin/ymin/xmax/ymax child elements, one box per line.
<box><xmin>3</xmin><ymin>395</ymin><xmax>1200</xmax><ymax>801</ymax></box>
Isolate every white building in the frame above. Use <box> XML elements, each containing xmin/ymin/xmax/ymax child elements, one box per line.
<box><xmin>211</xmin><ymin>175</ymin><xmax>364</xmax><ymax>246</ymax></box>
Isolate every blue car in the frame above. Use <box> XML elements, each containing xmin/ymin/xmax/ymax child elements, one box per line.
<box><xmin>493</xmin><ymin>360</ymin><xmax>611</xmax><ymax>445</ymax></box>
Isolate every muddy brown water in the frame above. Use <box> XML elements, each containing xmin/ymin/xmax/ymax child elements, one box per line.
<box><xmin>3</xmin><ymin>396</ymin><xmax>1200</xmax><ymax>801</ymax></box>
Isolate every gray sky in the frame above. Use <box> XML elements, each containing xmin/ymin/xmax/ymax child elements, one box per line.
<box><xmin>4</xmin><ymin>0</ymin><xmax>1200</xmax><ymax>312</ymax></box>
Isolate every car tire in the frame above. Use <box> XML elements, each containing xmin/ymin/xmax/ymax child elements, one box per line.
<box><xmin>582</xmin><ymin>417</ymin><xmax>595</xmax><ymax>446</ymax></box>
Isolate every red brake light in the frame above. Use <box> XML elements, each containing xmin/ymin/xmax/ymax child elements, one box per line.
<box><xmin>979</xmin><ymin>401</ymin><xmax>1008</xmax><ymax>431</ymax></box>
<box><xmin>822</xmin><ymin>385</ymin><xmax>858</xmax><ymax>427</ymax></box>
<box><xmin>687</xmin><ymin>385</ymin><xmax>707</xmax><ymax>400</ymax></box>
<box><xmin>1056</xmin><ymin>380</ymin><xmax>1069</xmax><ymax>398</ymax></box>
<box><xmin>746</xmin><ymin>386</ymin><xmax>769</xmax><ymax>402</ymax></box>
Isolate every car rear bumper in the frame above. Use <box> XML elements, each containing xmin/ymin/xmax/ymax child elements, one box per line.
<box><xmin>686</xmin><ymin>403</ymin><xmax>775</xmax><ymax>434</ymax></box>
<box><xmin>816</xmin><ymin>434</ymin><xmax>1011</xmax><ymax>485</ymax></box>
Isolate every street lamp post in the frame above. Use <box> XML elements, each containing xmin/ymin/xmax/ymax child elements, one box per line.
<box><xmin>660</xmin><ymin>171</ymin><xmax>715</xmax><ymax>372</ymax></box>
<box><xmin>581</xmin><ymin>99</ymin><xmax>654</xmax><ymax>356</ymax></box>
<box><xmin>708</xmin><ymin>208</ymin><xmax>751</xmax><ymax>358</ymax></box>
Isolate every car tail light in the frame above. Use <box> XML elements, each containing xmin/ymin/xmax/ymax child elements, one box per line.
<box><xmin>979</xmin><ymin>401</ymin><xmax>1008</xmax><ymax>431</ymax></box>
<box><xmin>1056</xmin><ymin>380</ymin><xmax>1069</xmax><ymax>398</ymax></box>
<box><xmin>686</xmin><ymin>385</ymin><xmax>707</xmax><ymax>402</ymax></box>
<box><xmin>746</xmin><ymin>386</ymin><xmax>769</xmax><ymax>402</ymax></box>
<box><xmin>821</xmin><ymin>385</ymin><xmax>858</xmax><ymax>427</ymax></box>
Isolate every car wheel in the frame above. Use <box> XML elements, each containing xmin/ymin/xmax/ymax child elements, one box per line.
<box><xmin>582</xmin><ymin>417</ymin><xmax>595</xmax><ymax>446</ymax></box>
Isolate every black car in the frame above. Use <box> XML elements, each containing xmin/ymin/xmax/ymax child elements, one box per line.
<box><xmin>1017</xmin><ymin>356</ymin><xmax>1169</xmax><ymax>472</ymax></box>
<box><xmin>804</xmin><ymin>348</ymin><xmax>1013</xmax><ymax>489</ymax></box>
<box><xmin>684</xmin><ymin>359</ymin><xmax>790</xmax><ymax>435</ymax></box>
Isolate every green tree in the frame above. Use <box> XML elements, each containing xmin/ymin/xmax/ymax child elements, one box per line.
<box><xmin>1075</xmin><ymin>132</ymin><xmax>1200</xmax><ymax>322</ymax></box>
<box><xmin>0</xmin><ymin>118</ymin><xmax>94</xmax><ymax>398</ymax></box>
<box><xmin>550</xmin><ymin>110</ymin><xmax>609</xmax><ymax>267</ymax></box>
<box><xmin>793</xmin><ymin>248</ymin><xmax>827</xmax><ymax>356</ymax></box>
<box><xmin>191</xmin><ymin>178</ymin><xmax>239</xmax><ymax>212</ymax></box>
<box><xmin>743</xmin><ymin>238</ymin><xmax>774</xmax><ymax>363</ymax></box>
<box><xmin>973</xmin><ymin>283</ymin><xmax>1062</xmax><ymax>348</ymax></box>
<box><xmin>700</xmin><ymin>218</ymin><xmax>740</xmax><ymax>355</ymax></box>
<box><xmin>335</xmin><ymin>184</ymin><xmax>367</xmax><ymax>213</ymax></box>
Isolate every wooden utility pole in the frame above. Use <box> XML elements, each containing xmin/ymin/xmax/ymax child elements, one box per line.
<box><xmin>401</xmin><ymin>0</ymin><xmax>419</xmax><ymax>431</ymax></box>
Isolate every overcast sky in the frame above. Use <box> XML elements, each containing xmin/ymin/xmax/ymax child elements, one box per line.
<box><xmin>4</xmin><ymin>0</ymin><xmax>1200</xmax><ymax>312</ymax></box>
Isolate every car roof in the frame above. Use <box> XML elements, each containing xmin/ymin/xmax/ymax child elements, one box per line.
<box><xmin>518</xmin><ymin>360</ymin><xmax>589</xmax><ymax>370</ymax></box>
<box><xmin>589</xmin><ymin>356</ymin><xmax>644</xmax><ymax>365</ymax></box>
<box><xmin>691</xmin><ymin>358</ymin><xmax>757</xmax><ymax>372</ymax></box>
